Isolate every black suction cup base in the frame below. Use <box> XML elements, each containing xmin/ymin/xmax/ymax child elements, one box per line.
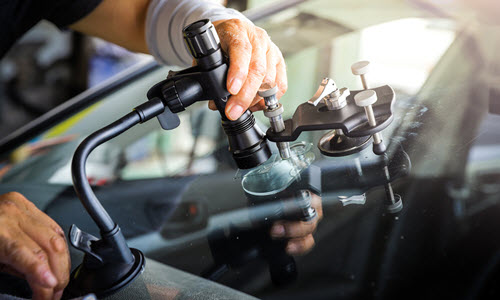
<box><xmin>318</xmin><ymin>130</ymin><xmax>371</xmax><ymax>157</ymax></box>
<box><xmin>64</xmin><ymin>248</ymin><xmax>145</xmax><ymax>299</ymax></box>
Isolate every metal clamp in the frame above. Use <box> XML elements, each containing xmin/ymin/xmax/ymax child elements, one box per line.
<box><xmin>308</xmin><ymin>78</ymin><xmax>338</xmax><ymax>106</ymax></box>
<box><xmin>68</xmin><ymin>225</ymin><xmax>103</xmax><ymax>265</ymax></box>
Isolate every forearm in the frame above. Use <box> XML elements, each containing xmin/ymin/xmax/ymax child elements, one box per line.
<box><xmin>69</xmin><ymin>0</ymin><xmax>287</xmax><ymax>121</ymax></box>
<box><xmin>70</xmin><ymin>0</ymin><xmax>150</xmax><ymax>54</ymax></box>
<box><xmin>69</xmin><ymin>0</ymin><xmax>249</xmax><ymax>67</ymax></box>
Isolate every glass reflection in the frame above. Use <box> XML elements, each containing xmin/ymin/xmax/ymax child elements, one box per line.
<box><xmin>241</xmin><ymin>142</ymin><xmax>315</xmax><ymax>196</ymax></box>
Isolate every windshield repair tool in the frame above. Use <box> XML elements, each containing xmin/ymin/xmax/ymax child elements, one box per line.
<box><xmin>265</xmin><ymin>61</ymin><xmax>402</xmax><ymax>213</ymax></box>
<box><xmin>314</xmin><ymin>78</ymin><xmax>373</xmax><ymax>156</ymax></box>
<box><xmin>265</xmin><ymin>61</ymin><xmax>395</xmax><ymax>157</ymax></box>
<box><xmin>66</xmin><ymin>19</ymin><xmax>276</xmax><ymax>298</ymax></box>
<box><xmin>147</xmin><ymin>19</ymin><xmax>271</xmax><ymax>169</ymax></box>
<box><xmin>259</xmin><ymin>86</ymin><xmax>291</xmax><ymax>159</ymax></box>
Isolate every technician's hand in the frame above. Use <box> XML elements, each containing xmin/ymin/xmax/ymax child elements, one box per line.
<box><xmin>0</xmin><ymin>192</ymin><xmax>70</xmax><ymax>300</ymax></box>
<box><xmin>210</xmin><ymin>19</ymin><xmax>287</xmax><ymax>120</ymax></box>
<box><xmin>270</xmin><ymin>193</ymin><xmax>323</xmax><ymax>256</ymax></box>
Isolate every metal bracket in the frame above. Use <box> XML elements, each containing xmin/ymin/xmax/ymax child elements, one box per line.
<box><xmin>68</xmin><ymin>225</ymin><xmax>103</xmax><ymax>265</ymax></box>
<box><xmin>266</xmin><ymin>85</ymin><xmax>396</xmax><ymax>143</ymax></box>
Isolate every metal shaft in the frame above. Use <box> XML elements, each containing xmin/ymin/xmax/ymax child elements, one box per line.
<box><xmin>260</xmin><ymin>87</ymin><xmax>291</xmax><ymax>159</ymax></box>
<box><xmin>358</xmin><ymin>74</ymin><xmax>383</xmax><ymax>146</ymax></box>
<box><xmin>296</xmin><ymin>190</ymin><xmax>317</xmax><ymax>222</ymax></box>
<box><xmin>364</xmin><ymin>105</ymin><xmax>383</xmax><ymax>145</ymax></box>
<box><xmin>354</xmin><ymin>67</ymin><xmax>397</xmax><ymax>212</ymax></box>
<box><xmin>382</xmin><ymin>163</ymin><xmax>402</xmax><ymax>213</ymax></box>
<box><xmin>363</xmin><ymin>99</ymin><xmax>394</xmax><ymax>210</ymax></box>
<box><xmin>383</xmin><ymin>166</ymin><xmax>396</xmax><ymax>204</ymax></box>
<box><xmin>268</xmin><ymin>114</ymin><xmax>291</xmax><ymax>159</ymax></box>
<box><xmin>360</xmin><ymin>74</ymin><xmax>368</xmax><ymax>90</ymax></box>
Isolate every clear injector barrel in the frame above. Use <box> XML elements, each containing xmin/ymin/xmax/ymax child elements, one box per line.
<box><xmin>259</xmin><ymin>87</ymin><xmax>291</xmax><ymax>159</ymax></box>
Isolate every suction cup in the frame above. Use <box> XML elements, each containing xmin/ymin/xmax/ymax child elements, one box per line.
<box><xmin>241</xmin><ymin>142</ymin><xmax>315</xmax><ymax>196</ymax></box>
<box><xmin>318</xmin><ymin>130</ymin><xmax>371</xmax><ymax>157</ymax></box>
<box><xmin>65</xmin><ymin>248</ymin><xmax>145</xmax><ymax>298</ymax></box>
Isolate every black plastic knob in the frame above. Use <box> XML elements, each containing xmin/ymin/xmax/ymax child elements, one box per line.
<box><xmin>184</xmin><ymin>19</ymin><xmax>219</xmax><ymax>58</ymax></box>
<box><xmin>183</xmin><ymin>19</ymin><xmax>223</xmax><ymax>69</ymax></box>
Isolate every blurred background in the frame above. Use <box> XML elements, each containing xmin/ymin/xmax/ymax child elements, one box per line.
<box><xmin>1</xmin><ymin>0</ymin><xmax>497</xmax><ymax>139</ymax></box>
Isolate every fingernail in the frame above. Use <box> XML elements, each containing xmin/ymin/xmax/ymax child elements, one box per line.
<box><xmin>286</xmin><ymin>243</ymin><xmax>298</xmax><ymax>254</ymax></box>
<box><xmin>270</xmin><ymin>224</ymin><xmax>285</xmax><ymax>237</ymax></box>
<box><xmin>229</xmin><ymin>77</ymin><xmax>244</xmax><ymax>95</ymax></box>
<box><xmin>42</xmin><ymin>270</ymin><xmax>57</xmax><ymax>287</ymax></box>
<box><xmin>228</xmin><ymin>104</ymin><xmax>245</xmax><ymax>120</ymax></box>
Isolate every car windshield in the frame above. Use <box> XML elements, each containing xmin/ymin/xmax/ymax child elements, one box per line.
<box><xmin>1</xmin><ymin>0</ymin><xmax>500</xmax><ymax>299</ymax></box>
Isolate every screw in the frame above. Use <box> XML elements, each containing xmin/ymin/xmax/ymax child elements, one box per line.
<box><xmin>354</xmin><ymin>90</ymin><xmax>384</xmax><ymax>146</ymax></box>
<box><xmin>259</xmin><ymin>87</ymin><xmax>291</xmax><ymax>159</ymax></box>
<box><xmin>351</xmin><ymin>61</ymin><xmax>384</xmax><ymax>147</ymax></box>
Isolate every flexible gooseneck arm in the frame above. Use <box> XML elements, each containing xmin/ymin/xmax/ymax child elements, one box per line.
<box><xmin>67</xmin><ymin>19</ymin><xmax>272</xmax><ymax>297</ymax></box>
<box><xmin>71</xmin><ymin>98</ymin><xmax>164</xmax><ymax>234</ymax></box>
<box><xmin>66</xmin><ymin>98</ymin><xmax>164</xmax><ymax>297</ymax></box>
<box><xmin>69</xmin><ymin>99</ymin><xmax>164</xmax><ymax>266</ymax></box>
<box><xmin>72</xmin><ymin>112</ymin><xmax>141</xmax><ymax>232</ymax></box>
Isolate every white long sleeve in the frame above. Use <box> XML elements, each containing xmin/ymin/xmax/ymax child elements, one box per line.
<box><xmin>146</xmin><ymin>0</ymin><xmax>250</xmax><ymax>67</ymax></box>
